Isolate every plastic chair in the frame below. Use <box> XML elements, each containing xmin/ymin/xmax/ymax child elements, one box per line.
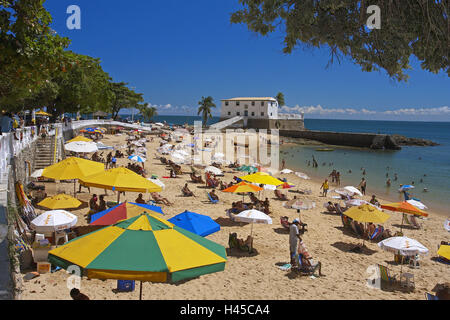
<box><xmin>55</xmin><ymin>231</ymin><xmax>68</xmax><ymax>245</ymax></box>
<box><xmin>409</xmin><ymin>254</ymin><xmax>420</xmax><ymax>269</ymax></box>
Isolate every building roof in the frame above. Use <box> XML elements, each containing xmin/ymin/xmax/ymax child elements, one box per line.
<box><xmin>221</xmin><ymin>97</ymin><xmax>277</xmax><ymax>102</ymax></box>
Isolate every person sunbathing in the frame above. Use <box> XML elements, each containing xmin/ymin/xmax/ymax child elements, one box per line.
<box><xmin>274</xmin><ymin>190</ymin><xmax>288</xmax><ymax>201</ymax></box>
<box><xmin>209</xmin><ymin>189</ymin><xmax>219</xmax><ymax>201</ymax></box>
<box><xmin>182</xmin><ymin>184</ymin><xmax>194</xmax><ymax>197</ymax></box>
<box><xmin>325</xmin><ymin>201</ymin><xmax>337</xmax><ymax>213</ymax></box>
<box><xmin>170</xmin><ymin>169</ymin><xmax>177</xmax><ymax>178</ymax></box>
<box><xmin>237</xmin><ymin>235</ymin><xmax>253</xmax><ymax>250</ymax></box>
<box><xmin>249</xmin><ymin>192</ymin><xmax>260</xmax><ymax>205</ymax></box>
<box><xmin>151</xmin><ymin>193</ymin><xmax>173</xmax><ymax>206</ymax></box>
<box><xmin>299</xmin><ymin>254</ymin><xmax>324</xmax><ymax>276</ymax></box>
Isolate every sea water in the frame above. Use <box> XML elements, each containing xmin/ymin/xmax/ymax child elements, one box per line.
<box><xmin>125</xmin><ymin>115</ymin><xmax>450</xmax><ymax>214</ymax></box>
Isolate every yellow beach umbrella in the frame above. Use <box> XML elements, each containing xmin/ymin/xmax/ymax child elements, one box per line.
<box><xmin>42</xmin><ymin>157</ymin><xmax>105</xmax><ymax>195</ymax></box>
<box><xmin>80</xmin><ymin>167</ymin><xmax>162</xmax><ymax>202</ymax></box>
<box><xmin>344</xmin><ymin>204</ymin><xmax>390</xmax><ymax>224</ymax></box>
<box><xmin>344</xmin><ymin>204</ymin><xmax>390</xmax><ymax>247</ymax></box>
<box><xmin>38</xmin><ymin>194</ymin><xmax>82</xmax><ymax>210</ymax></box>
<box><xmin>67</xmin><ymin>136</ymin><xmax>93</xmax><ymax>143</ymax></box>
<box><xmin>36</xmin><ymin>110</ymin><xmax>52</xmax><ymax>116</ymax></box>
<box><xmin>437</xmin><ymin>245</ymin><xmax>450</xmax><ymax>261</ymax></box>
<box><xmin>240</xmin><ymin>172</ymin><xmax>284</xmax><ymax>186</ymax></box>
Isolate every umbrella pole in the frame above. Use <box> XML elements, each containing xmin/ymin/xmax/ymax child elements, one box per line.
<box><xmin>250</xmin><ymin>222</ymin><xmax>254</xmax><ymax>238</ymax></box>
<box><xmin>117</xmin><ymin>191</ymin><xmax>120</xmax><ymax>203</ymax></box>
<box><xmin>139</xmin><ymin>281</ymin><xmax>143</xmax><ymax>300</ymax></box>
<box><xmin>401</xmin><ymin>214</ymin><xmax>404</xmax><ymax>233</ymax></box>
<box><xmin>74</xmin><ymin>180</ymin><xmax>76</xmax><ymax>196</ymax></box>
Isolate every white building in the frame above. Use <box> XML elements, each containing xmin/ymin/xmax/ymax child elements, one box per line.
<box><xmin>220</xmin><ymin>97</ymin><xmax>279</xmax><ymax>120</ymax></box>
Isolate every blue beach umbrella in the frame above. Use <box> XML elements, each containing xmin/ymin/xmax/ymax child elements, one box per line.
<box><xmin>399</xmin><ymin>185</ymin><xmax>415</xmax><ymax>192</ymax></box>
<box><xmin>168</xmin><ymin>211</ymin><xmax>220</xmax><ymax>237</ymax></box>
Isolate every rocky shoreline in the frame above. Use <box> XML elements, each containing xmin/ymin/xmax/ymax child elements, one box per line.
<box><xmin>391</xmin><ymin>134</ymin><xmax>440</xmax><ymax>147</ymax></box>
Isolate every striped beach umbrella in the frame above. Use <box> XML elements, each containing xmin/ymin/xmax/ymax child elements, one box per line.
<box><xmin>128</xmin><ymin>155</ymin><xmax>146</xmax><ymax>163</ymax></box>
<box><xmin>48</xmin><ymin>213</ymin><xmax>227</xmax><ymax>298</ymax></box>
<box><xmin>90</xmin><ymin>202</ymin><xmax>164</xmax><ymax>226</ymax></box>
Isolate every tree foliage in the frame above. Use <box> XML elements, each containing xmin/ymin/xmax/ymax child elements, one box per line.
<box><xmin>276</xmin><ymin>92</ymin><xmax>285</xmax><ymax>106</ymax></box>
<box><xmin>0</xmin><ymin>0</ymin><xmax>70</xmax><ymax>105</ymax></box>
<box><xmin>109</xmin><ymin>82</ymin><xmax>144</xmax><ymax>120</ymax></box>
<box><xmin>138</xmin><ymin>103</ymin><xmax>158</xmax><ymax>122</ymax></box>
<box><xmin>198</xmin><ymin>96</ymin><xmax>216</xmax><ymax>127</ymax></box>
<box><xmin>231</xmin><ymin>0</ymin><xmax>449</xmax><ymax>81</ymax></box>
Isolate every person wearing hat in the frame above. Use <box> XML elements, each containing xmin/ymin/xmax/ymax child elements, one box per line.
<box><xmin>289</xmin><ymin>219</ymin><xmax>302</xmax><ymax>265</ymax></box>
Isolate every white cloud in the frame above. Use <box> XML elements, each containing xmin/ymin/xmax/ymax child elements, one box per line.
<box><xmin>280</xmin><ymin>105</ymin><xmax>450</xmax><ymax>117</ymax></box>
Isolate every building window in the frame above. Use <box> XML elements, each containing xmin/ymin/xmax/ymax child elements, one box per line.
<box><xmin>225</xmin><ymin>101</ymin><xmax>229</xmax><ymax>106</ymax></box>
<box><xmin>251</xmin><ymin>112</ymin><xmax>255</xmax><ymax>116</ymax></box>
<box><xmin>261</xmin><ymin>112</ymin><xmax>264</xmax><ymax>116</ymax></box>
<box><xmin>261</xmin><ymin>102</ymin><xmax>265</xmax><ymax>107</ymax></box>
<box><xmin>244</xmin><ymin>105</ymin><xmax>248</xmax><ymax>109</ymax></box>
<box><xmin>270</xmin><ymin>113</ymin><xmax>273</xmax><ymax>116</ymax></box>
<box><xmin>252</xmin><ymin>101</ymin><xmax>255</xmax><ymax>106</ymax></box>
<box><xmin>244</xmin><ymin>111</ymin><xmax>248</xmax><ymax>116</ymax></box>
<box><xmin>228</xmin><ymin>112</ymin><xmax>231</xmax><ymax>116</ymax></box>
<box><xmin>236</xmin><ymin>101</ymin><xmax>240</xmax><ymax>106</ymax></box>
<box><xmin>237</xmin><ymin>112</ymin><xmax>240</xmax><ymax>116</ymax></box>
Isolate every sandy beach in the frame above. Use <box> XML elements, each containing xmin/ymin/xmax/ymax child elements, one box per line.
<box><xmin>20</xmin><ymin>131</ymin><xmax>449</xmax><ymax>300</ymax></box>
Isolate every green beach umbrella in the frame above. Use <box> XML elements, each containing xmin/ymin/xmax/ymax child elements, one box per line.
<box><xmin>48</xmin><ymin>213</ymin><xmax>227</xmax><ymax>299</ymax></box>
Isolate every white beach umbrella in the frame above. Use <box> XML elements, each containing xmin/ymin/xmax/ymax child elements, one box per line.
<box><xmin>155</xmin><ymin>123</ymin><xmax>164</xmax><ymax>127</ymax></box>
<box><xmin>65</xmin><ymin>141</ymin><xmax>98</xmax><ymax>153</ymax></box>
<box><xmin>234</xmin><ymin>209</ymin><xmax>272</xmax><ymax>237</ymax></box>
<box><xmin>263</xmin><ymin>184</ymin><xmax>277</xmax><ymax>191</ymax></box>
<box><xmin>96</xmin><ymin>142</ymin><xmax>113</xmax><ymax>150</ymax></box>
<box><xmin>147</xmin><ymin>178</ymin><xmax>165</xmax><ymax>190</ymax></box>
<box><xmin>378</xmin><ymin>237</ymin><xmax>429</xmax><ymax>257</ymax></box>
<box><xmin>31</xmin><ymin>169</ymin><xmax>44</xmax><ymax>178</ymax></box>
<box><xmin>205</xmin><ymin>166</ymin><xmax>222</xmax><ymax>176</ymax></box>
<box><xmin>31</xmin><ymin>210</ymin><xmax>78</xmax><ymax>233</ymax></box>
<box><xmin>280</xmin><ymin>169</ymin><xmax>293</xmax><ymax>174</ymax></box>
<box><xmin>406</xmin><ymin>200</ymin><xmax>428</xmax><ymax>210</ymax></box>
<box><xmin>345</xmin><ymin>199</ymin><xmax>382</xmax><ymax>210</ymax></box>
<box><xmin>444</xmin><ymin>218</ymin><xmax>450</xmax><ymax>232</ymax></box>
<box><xmin>335</xmin><ymin>186</ymin><xmax>362</xmax><ymax>197</ymax></box>
<box><xmin>213</xmin><ymin>152</ymin><xmax>225</xmax><ymax>159</ymax></box>
<box><xmin>175</xmin><ymin>150</ymin><xmax>190</xmax><ymax>157</ymax></box>
<box><xmin>344</xmin><ymin>186</ymin><xmax>363</xmax><ymax>196</ymax></box>
<box><xmin>295</xmin><ymin>172</ymin><xmax>311</xmax><ymax>180</ymax></box>
<box><xmin>171</xmin><ymin>153</ymin><xmax>186</xmax><ymax>163</ymax></box>
<box><xmin>286</xmin><ymin>200</ymin><xmax>316</xmax><ymax>210</ymax></box>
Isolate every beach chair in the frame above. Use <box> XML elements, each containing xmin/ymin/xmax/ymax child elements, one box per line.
<box><xmin>293</xmin><ymin>254</ymin><xmax>322</xmax><ymax>277</ymax></box>
<box><xmin>207</xmin><ymin>192</ymin><xmax>219</xmax><ymax>204</ymax></box>
<box><xmin>341</xmin><ymin>214</ymin><xmax>352</xmax><ymax>230</ymax></box>
<box><xmin>377</xmin><ymin>264</ymin><xmax>399</xmax><ymax>290</ymax></box>
<box><xmin>425</xmin><ymin>292</ymin><xmax>439</xmax><ymax>300</ymax></box>
<box><xmin>370</xmin><ymin>226</ymin><xmax>384</xmax><ymax>242</ymax></box>
<box><xmin>408</xmin><ymin>254</ymin><xmax>420</xmax><ymax>269</ymax></box>
<box><xmin>280</xmin><ymin>216</ymin><xmax>290</xmax><ymax>229</ymax></box>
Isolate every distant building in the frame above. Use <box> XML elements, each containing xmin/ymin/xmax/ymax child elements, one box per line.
<box><xmin>217</xmin><ymin>97</ymin><xmax>304</xmax><ymax>131</ymax></box>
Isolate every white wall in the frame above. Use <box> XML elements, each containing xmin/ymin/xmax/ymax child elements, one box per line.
<box><xmin>220</xmin><ymin>100</ymin><xmax>279</xmax><ymax>119</ymax></box>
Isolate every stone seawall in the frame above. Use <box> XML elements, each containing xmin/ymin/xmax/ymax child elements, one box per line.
<box><xmin>279</xmin><ymin>130</ymin><xmax>401</xmax><ymax>150</ymax></box>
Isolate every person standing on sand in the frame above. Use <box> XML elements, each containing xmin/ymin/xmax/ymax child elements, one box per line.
<box><xmin>320</xmin><ymin>179</ymin><xmax>329</xmax><ymax>197</ymax></box>
<box><xmin>281</xmin><ymin>159</ymin><xmax>286</xmax><ymax>170</ymax></box>
<box><xmin>336</xmin><ymin>172</ymin><xmax>341</xmax><ymax>186</ymax></box>
<box><xmin>358</xmin><ymin>178</ymin><xmax>367</xmax><ymax>195</ymax></box>
<box><xmin>289</xmin><ymin>219</ymin><xmax>301</xmax><ymax>265</ymax></box>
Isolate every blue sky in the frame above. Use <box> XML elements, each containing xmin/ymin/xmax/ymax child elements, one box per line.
<box><xmin>44</xmin><ymin>0</ymin><xmax>450</xmax><ymax>121</ymax></box>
